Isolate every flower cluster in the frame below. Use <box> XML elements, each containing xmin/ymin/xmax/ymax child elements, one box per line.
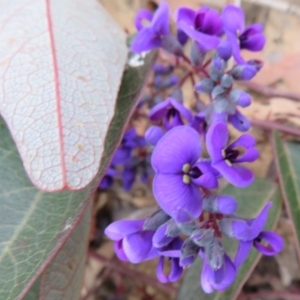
<box><xmin>103</xmin><ymin>2</ymin><xmax>283</xmax><ymax>293</ymax></box>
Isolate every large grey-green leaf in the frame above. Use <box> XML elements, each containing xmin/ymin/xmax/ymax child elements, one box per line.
<box><xmin>176</xmin><ymin>179</ymin><xmax>281</xmax><ymax>300</ymax></box>
<box><xmin>273</xmin><ymin>131</ymin><xmax>300</xmax><ymax>259</ymax></box>
<box><xmin>0</xmin><ymin>50</ymin><xmax>156</xmax><ymax>300</ymax></box>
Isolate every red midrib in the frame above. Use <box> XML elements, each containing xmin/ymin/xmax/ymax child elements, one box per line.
<box><xmin>45</xmin><ymin>0</ymin><xmax>67</xmax><ymax>188</ymax></box>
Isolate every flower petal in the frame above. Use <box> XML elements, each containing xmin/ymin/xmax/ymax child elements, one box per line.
<box><xmin>114</xmin><ymin>240</ymin><xmax>128</xmax><ymax>262</ymax></box>
<box><xmin>254</xmin><ymin>231</ymin><xmax>284</xmax><ymax>256</ymax></box>
<box><xmin>202</xmin><ymin>8</ymin><xmax>222</xmax><ymax>35</ymax></box>
<box><xmin>228</xmin><ymin>133</ymin><xmax>256</xmax><ymax>149</ymax></box>
<box><xmin>153</xmin><ymin>223</ymin><xmax>174</xmax><ymax>248</ymax></box>
<box><xmin>201</xmin><ymin>261</ymin><xmax>215</xmax><ymax>294</ymax></box>
<box><xmin>105</xmin><ymin>219</ymin><xmax>144</xmax><ymax>241</ymax></box>
<box><xmin>233</xmin><ymin>148</ymin><xmax>259</xmax><ymax>163</ymax></box>
<box><xmin>135</xmin><ymin>9</ymin><xmax>153</xmax><ymax>31</ymax></box>
<box><xmin>214</xmin><ymin>254</ymin><xmax>236</xmax><ymax>290</ymax></box>
<box><xmin>228</xmin><ymin>109</ymin><xmax>251</xmax><ymax>132</ymax></box>
<box><xmin>151</xmin><ymin>125</ymin><xmax>202</xmax><ymax>173</ymax></box>
<box><xmin>213</xmin><ymin>161</ymin><xmax>254</xmax><ymax>187</ymax></box>
<box><xmin>241</xmin><ymin>33</ymin><xmax>266</xmax><ymax>51</ymax></box>
<box><xmin>178</xmin><ymin>21</ymin><xmax>220</xmax><ymax>52</ymax></box>
<box><xmin>123</xmin><ymin>231</ymin><xmax>154</xmax><ymax>263</ymax></box>
<box><xmin>192</xmin><ymin>172</ymin><xmax>218</xmax><ymax>189</ymax></box>
<box><xmin>131</xmin><ymin>27</ymin><xmax>161</xmax><ymax>53</ymax></box>
<box><xmin>175</xmin><ymin>7</ymin><xmax>196</xmax><ymax>26</ymax></box>
<box><xmin>153</xmin><ymin>173</ymin><xmax>203</xmax><ymax>218</ymax></box>
<box><xmin>151</xmin><ymin>2</ymin><xmax>170</xmax><ymax>35</ymax></box>
<box><xmin>206</xmin><ymin>122</ymin><xmax>229</xmax><ymax>163</ymax></box>
<box><xmin>222</xmin><ymin>5</ymin><xmax>245</xmax><ymax>32</ymax></box>
<box><xmin>234</xmin><ymin>240</ymin><xmax>252</xmax><ymax>268</ymax></box>
<box><xmin>170</xmin><ymin>98</ymin><xmax>193</xmax><ymax>123</ymax></box>
<box><xmin>149</xmin><ymin>98</ymin><xmax>171</xmax><ymax>121</ymax></box>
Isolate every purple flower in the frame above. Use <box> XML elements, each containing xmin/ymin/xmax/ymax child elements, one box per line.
<box><xmin>105</xmin><ymin>219</ymin><xmax>158</xmax><ymax>263</ymax></box>
<box><xmin>157</xmin><ymin>238</ymin><xmax>184</xmax><ymax>283</ymax></box>
<box><xmin>131</xmin><ymin>2</ymin><xmax>170</xmax><ymax>53</ymax></box>
<box><xmin>201</xmin><ymin>254</ymin><xmax>236</xmax><ymax>293</ymax></box>
<box><xmin>206</xmin><ymin>122</ymin><xmax>259</xmax><ymax>187</ymax></box>
<box><xmin>222</xmin><ymin>5</ymin><xmax>266</xmax><ymax>63</ymax></box>
<box><xmin>99</xmin><ymin>167</ymin><xmax>118</xmax><ymax>189</ymax></box>
<box><xmin>149</xmin><ymin>97</ymin><xmax>193</xmax><ymax>130</ymax></box>
<box><xmin>151</xmin><ymin>126</ymin><xmax>218</xmax><ymax>218</ymax></box>
<box><xmin>219</xmin><ymin>202</ymin><xmax>272</xmax><ymax>242</ymax></box>
<box><xmin>176</xmin><ymin>6</ymin><xmax>222</xmax><ymax>51</ymax></box>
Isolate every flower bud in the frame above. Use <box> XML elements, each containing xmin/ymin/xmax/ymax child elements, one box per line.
<box><xmin>190</xmin><ymin>41</ymin><xmax>205</xmax><ymax>67</ymax></box>
<box><xmin>218</xmin><ymin>218</ymin><xmax>250</xmax><ymax>239</ymax></box>
<box><xmin>191</xmin><ymin>228</ymin><xmax>214</xmax><ymax>247</ymax></box>
<box><xmin>220</xmin><ymin>74</ymin><xmax>233</xmax><ymax>88</ymax></box>
<box><xmin>214</xmin><ymin>98</ymin><xmax>229</xmax><ymax>113</ymax></box>
<box><xmin>230</xmin><ymin>60</ymin><xmax>263</xmax><ymax>80</ymax></box>
<box><xmin>209</xmin><ymin>56</ymin><xmax>225</xmax><ymax>81</ymax></box>
<box><xmin>166</xmin><ymin>219</ymin><xmax>181</xmax><ymax>237</ymax></box>
<box><xmin>228</xmin><ymin>110</ymin><xmax>250</xmax><ymax>132</ymax></box>
<box><xmin>145</xmin><ymin>126</ymin><xmax>164</xmax><ymax>146</ymax></box>
<box><xmin>217</xmin><ymin>40</ymin><xmax>232</xmax><ymax>61</ymax></box>
<box><xmin>203</xmin><ymin>195</ymin><xmax>237</xmax><ymax>215</ymax></box>
<box><xmin>180</xmin><ymin>238</ymin><xmax>200</xmax><ymax>268</ymax></box>
<box><xmin>229</xmin><ymin>90</ymin><xmax>251</xmax><ymax>107</ymax></box>
<box><xmin>143</xmin><ymin>209</ymin><xmax>170</xmax><ymax>230</ymax></box>
<box><xmin>205</xmin><ymin>237</ymin><xmax>225</xmax><ymax>271</ymax></box>
<box><xmin>170</xmin><ymin>88</ymin><xmax>183</xmax><ymax>103</ymax></box>
<box><xmin>153</xmin><ymin>63</ymin><xmax>174</xmax><ymax>75</ymax></box>
<box><xmin>161</xmin><ymin>35</ymin><xmax>183</xmax><ymax>56</ymax></box>
<box><xmin>211</xmin><ymin>85</ymin><xmax>226</xmax><ymax>100</ymax></box>
<box><xmin>194</xmin><ymin>78</ymin><xmax>215</xmax><ymax>94</ymax></box>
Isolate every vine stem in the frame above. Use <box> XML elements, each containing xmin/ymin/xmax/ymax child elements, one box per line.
<box><xmin>239</xmin><ymin>81</ymin><xmax>300</xmax><ymax>102</ymax></box>
<box><xmin>89</xmin><ymin>250</ymin><xmax>177</xmax><ymax>297</ymax></box>
<box><xmin>251</xmin><ymin>118</ymin><xmax>300</xmax><ymax>136</ymax></box>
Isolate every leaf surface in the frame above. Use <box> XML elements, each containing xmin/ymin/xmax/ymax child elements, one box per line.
<box><xmin>176</xmin><ymin>179</ymin><xmax>281</xmax><ymax>300</ymax></box>
<box><xmin>0</xmin><ymin>0</ymin><xmax>127</xmax><ymax>191</ymax></box>
<box><xmin>40</xmin><ymin>200</ymin><xmax>92</xmax><ymax>300</ymax></box>
<box><xmin>0</xmin><ymin>49</ymin><xmax>156</xmax><ymax>300</ymax></box>
<box><xmin>273</xmin><ymin>131</ymin><xmax>300</xmax><ymax>259</ymax></box>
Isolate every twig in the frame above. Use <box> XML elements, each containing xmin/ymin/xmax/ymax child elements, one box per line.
<box><xmin>239</xmin><ymin>81</ymin><xmax>300</xmax><ymax>102</ymax></box>
<box><xmin>89</xmin><ymin>250</ymin><xmax>177</xmax><ymax>297</ymax></box>
<box><xmin>251</xmin><ymin>119</ymin><xmax>300</xmax><ymax>137</ymax></box>
<box><xmin>238</xmin><ymin>291</ymin><xmax>300</xmax><ymax>300</ymax></box>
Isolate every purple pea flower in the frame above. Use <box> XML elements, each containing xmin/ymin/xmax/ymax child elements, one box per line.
<box><xmin>176</xmin><ymin>6</ymin><xmax>222</xmax><ymax>51</ymax></box>
<box><xmin>206</xmin><ymin>122</ymin><xmax>259</xmax><ymax>187</ymax></box>
<box><xmin>151</xmin><ymin>126</ymin><xmax>218</xmax><ymax>218</ymax></box>
<box><xmin>222</xmin><ymin>4</ymin><xmax>266</xmax><ymax>63</ymax></box>
<box><xmin>149</xmin><ymin>97</ymin><xmax>193</xmax><ymax>130</ymax></box>
<box><xmin>99</xmin><ymin>167</ymin><xmax>118</xmax><ymax>189</ymax></box>
<box><xmin>157</xmin><ymin>237</ymin><xmax>184</xmax><ymax>283</ymax></box>
<box><xmin>105</xmin><ymin>219</ymin><xmax>159</xmax><ymax>263</ymax></box>
<box><xmin>201</xmin><ymin>254</ymin><xmax>236</xmax><ymax>293</ymax></box>
<box><xmin>131</xmin><ymin>2</ymin><xmax>170</xmax><ymax>53</ymax></box>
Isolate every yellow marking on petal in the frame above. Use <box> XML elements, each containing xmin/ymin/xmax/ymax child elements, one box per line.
<box><xmin>225</xmin><ymin>159</ymin><xmax>232</xmax><ymax>166</ymax></box>
<box><xmin>182</xmin><ymin>163</ymin><xmax>191</xmax><ymax>173</ymax></box>
<box><xmin>183</xmin><ymin>174</ymin><xmax>191</xmax><ymax>184</ymax></box>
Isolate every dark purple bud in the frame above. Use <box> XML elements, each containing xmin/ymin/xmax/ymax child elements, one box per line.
<box><xmin>203</xmin><ymin>195</ymin><xmax>237</xmax><ymax>215</ymax></box>
<box><xmin>153</xmin><ymin>76</ymin><xmax>164</xmax><ymax>89</ymax></box>
<box><xmin>177</xmin><ymin>29</ymin><xmax>189</xmax><ymax>46</ymax></box>
<box><xmin>190</xmin><ymin>41</ymin><xmax>205</xmax><ymax>67</ymax></box>
<box><xmin>161</xmin><ymin>35</ymin><xmax>183</xmax><ymax>56</ymax></box>
<box><xmin>153</xmin><ymin>63</ymin><xmax>174</xmax><ymax>75</ymax></box>
<box><xmin>170</xmin><ymin>88</ymin><xmax>183</xmax><ymax>103</ymax></box>
<box><xmin>220</xmin><ymin>74</ymin><xmax>233</xmax><ymax>88</ymax></box>
<box><xmin>191</xmin><ymin>228</ymin><xmax>214</xmax><ymax>247</ymax></box>
<box><xmin>145</xmin><ymin>126</ymin><xmax>164</xmax><ymax>146</ymax></box>
<box><xmin>217</xmin><ymin>40</ymin><xmax>232</xmax><ymax>61</ymax></box>
<box><xmin>180</xmin><ymin>238</ymin><xmax>200</xmax><ymax>268</ymax></box>
<box><xmin>209</xmin><ymin>56</ymin><xmax>225</xmax><ymax>81</ymax></box>
<box><xmin>143</xmin><ymin>209</ymin><xmax>170</xmax><ymax>230</ymax></box>
<box><xmin>230</xmin><ymin>60</ymin><xmax>263</xmax><ymax>80</ymax></box>
<box><xmin>154</xmin><ymin>75</ymin><xmax>179</xmax><ymax>89</ymax></box>
<box><xmin>228</xmin><ymin>109</ymin><xmax>250</xmax><ymax>132</ymax></box>
<box><xmin>229</xmin><ymin>90</ymin><xmax>251</xmax><ymax>107</ymax></box>
<box><xmin>205</xmin><ymin>238</ymin><xmax>225</xmax><ymax>271</ymax></box>
<box><xmin>194</xmin><ymin>78</ymin><xmax>215</xmax><ymax>94</ymax></box>
<box><xmin>166</xmin><ymin>219</ymin><xmax>181</xmax><ymax>237</ymax></box>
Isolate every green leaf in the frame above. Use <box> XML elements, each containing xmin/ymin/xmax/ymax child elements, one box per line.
<box><xmin>273</xmin><ymin>131</ymin><xmax>300</xmax><ymax>259</ymax></box>
<box><xmin>0</xmin><ymin>50</ymin><xmax>156</xmax><ymax>300</ymax></box>
<box><xmin>176</xmin><ymin>178</ymin><xmax>281</xmax><ymax>300</ymax></box>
